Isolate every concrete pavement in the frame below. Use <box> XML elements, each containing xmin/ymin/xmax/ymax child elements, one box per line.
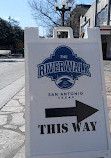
<box><xmin>104</xmin><ymin>61</ymin><xmax>111</xmax><ymax>131</ymax></box>
<box><xmin>0</xmin><ymin>88</ymin><xmax>25</xmax><ymax>158</ymax></box>
<box><xmin>0</xmin><ymin>76</ymin><xmax>25</xmax><ymax>109</ymax></box>
<box><xmin>0</xmin><ymin>58</ymin><xmax>25</xmax><ymax>158</ymax></box>
<box><xmin>0</xmin><ymin>58</ymin><xmax>24</xmax><ymax>90</ymax></box>
<box><xmin>0</xmin><ymin>61</ymin><xmax>111</xmax><ymax>158</ymax></box>
<box><xmin>0</xmin><ymin>58</ymin><xmax>25</xmax><ymax>109</ymax></box>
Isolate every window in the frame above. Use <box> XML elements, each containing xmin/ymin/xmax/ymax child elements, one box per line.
<box><xmin>81</xmin><ymin>20</ymin><xmax>90</xmax><ymax>33</ymax></box>
<box><xmin>101</xmin><ymin>8</ymin><xmax>105</xmax><ymax>23</ymax></box>
<box><xmin>105</xmin><ymin>5</ymin><xmax>108</xmax><ymax>21</ymax></box>
<box><xmin>97</xmin><ymin>0</ymin><xmax>102</xmax><ymax>3</ymax></box>
<box><xmin>97</xmin><ymin>12</ymin><xmax>101</xmax><ymax>25</ymax></box>
<box><xmin>97</xmin><ymin>5</ymin><xmax>108</xmax><ymax>25</ymax></box>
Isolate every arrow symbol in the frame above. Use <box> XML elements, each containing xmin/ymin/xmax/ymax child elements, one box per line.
<box><xmin>45</xmin><ymin>100</ymin><xmax>99</xmax><ymax>123</ymax></box>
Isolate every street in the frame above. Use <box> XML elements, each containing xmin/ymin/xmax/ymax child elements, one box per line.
<box><xmin>0</xmin><ymin>59</ymin><xmax>25</xmax><ymax>158</ymax></box>
<box><xmin>0</xmin><ymin>59</ymin><xmax>24</xmax><ymax>90</ymax></box>
<box><xmin>0</xmin><ymin>59</ymin><xmax>25</xmax><ymax>109</ymax></box>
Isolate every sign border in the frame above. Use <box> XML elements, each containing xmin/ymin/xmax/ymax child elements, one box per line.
<box><xmin>25</xmin><ymin>27</ymin><xmax>111</xmax><ymax>158</ymax></box>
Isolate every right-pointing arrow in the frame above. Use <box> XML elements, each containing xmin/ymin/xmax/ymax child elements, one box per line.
<box><xmin>76</xmin><ymin>100</ymin><xmax>99</xmax><ymax>123</ymax></box>
<box><xmin>45</xmin><ymin>100</ymin><xmax>99</xmax><ymax>123</ymax></box>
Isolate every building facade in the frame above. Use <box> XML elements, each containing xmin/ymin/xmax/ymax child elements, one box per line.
<box><xmin>80</xmin><ymin>0</ymin><xmax>111</xmax><ymax>59</ymax></box>
<box><xmin>70</xmin><ymin>4</ymin><xmax>91</xmax><ymax>38</ymax></box>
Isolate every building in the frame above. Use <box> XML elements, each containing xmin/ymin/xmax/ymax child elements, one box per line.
<box><xmin>80</xmin><ymin>0</ymin><xmax>111</xmax><ymax>60</ymax></box>
<box><xmin>70</xmin><ymin>4</ymin><xmax>91</xmax><ymax>38</ymax></box>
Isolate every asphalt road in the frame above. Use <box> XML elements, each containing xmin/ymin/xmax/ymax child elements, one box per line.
<box><xmin>0</xmin><ymin>58</ymin><xmax>25</xmax><ymax>109</ymax></box>
<box><xmin>0</xmin><ymin>59</ymin><xmax>24</xmax><ymax>90</ymax></box>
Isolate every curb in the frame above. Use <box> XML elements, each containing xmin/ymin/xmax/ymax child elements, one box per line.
<box><xmin>0</xmin><ymin>76</ymin><xmax>25</xmax><ymax>109</ymax></box>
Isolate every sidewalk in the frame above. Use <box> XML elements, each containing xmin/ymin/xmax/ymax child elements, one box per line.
<box><xmin>104</xmin><ymin>61</ymin><xmax>111</xmax><ymax>131</ymax></box>
<box><xmin>0</xmin><ymin>87</ymin><xmax>111</xmax><ymax>158</ymax></box>
<box><xmin>0</xmin><ymin>88</ymin><xmax>111</xmax><ymax>158</ymax></box>
<box><xmin>0</xmin><ymin>88</ymin><xmax>25</xmax><ymax>158</ymax></box>
<box><xmin>0</xmin><ymin>63</ymin><xmax>111</xmax><ymax>158</ymax></box>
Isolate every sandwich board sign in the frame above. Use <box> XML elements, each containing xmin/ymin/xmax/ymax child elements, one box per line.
<box><xmin>25</xmin><ymin>27</ymin><xmax>111</xmax><ymax>158</ymax></box>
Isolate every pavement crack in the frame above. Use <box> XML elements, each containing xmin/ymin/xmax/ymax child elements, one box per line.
<box><xmin>7</xmin><ymin>113</ymin><xmax>13</xmax><ymax>124</ymax></box>
<box><xmin>5</xmin><ymin>142</ymin><xmax>25</xmax><ymax>158</ymax></box>
<box><xmin>0</xmin><ymin>127</ymin><xmax>25</xmax><ymax>135</ymax></box>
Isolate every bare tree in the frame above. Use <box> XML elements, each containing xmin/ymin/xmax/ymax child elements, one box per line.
<box><xmin>28</xmin><ymin>0</ymin><xmax>75</xmax><ymax>36</ymax></box>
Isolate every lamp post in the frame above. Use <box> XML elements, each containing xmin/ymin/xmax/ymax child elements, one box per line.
<box><xmin>55</xmin><ymin>0</ymin><xmax>72</xmax><ymax>26</ymax></box>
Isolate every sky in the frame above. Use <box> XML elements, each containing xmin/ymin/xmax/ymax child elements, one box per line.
<box><xmin>0</xmin><ymin>0</ymin><xmax>95</xmax><ymax>35</ymax></box>
<box><xmin>0</xmin><ymin>0</ymin><xmax>37</xmax><ymax>28</ymax></box>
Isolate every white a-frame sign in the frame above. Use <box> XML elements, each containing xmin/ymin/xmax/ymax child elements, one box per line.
<box><xmin>25</xmin><ymin>27</ymin><xmax>111</xmax><ymax>158</ymax></box>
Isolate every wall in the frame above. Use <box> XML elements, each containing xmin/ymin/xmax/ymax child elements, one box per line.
<box><xmin>70</xmin><ymin>5</ymin><xmax>91</xmax><ymax>37</ymax></box>
<box><xmin>80</xmin><ymin>2</ymin><xmax>96</xmax><ymax>32</ymax></box>
<box><xmin>97</xmin><ymin>0</ymin><xmax>108</xmax><ymax>13</ymax></box>
<box><xmin>80</xmin><ymin>0</ymin><xmax>109</xmax><ymax>30</ymax></box>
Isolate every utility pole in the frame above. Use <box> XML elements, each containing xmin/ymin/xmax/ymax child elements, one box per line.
<box><xmin>95</xmin><ymin>0</ymin><xmax>98</xmax><ymax>26</ymax></box>
<box><xmin>107</xmin><ymin>0</ymin><xmax>111</xmax><ymax>25</ymax></box>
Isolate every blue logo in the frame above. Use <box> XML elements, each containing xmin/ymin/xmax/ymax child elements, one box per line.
<box><xmin>37</xmin><ymin>46</ymin><xmax>91</xmax><ymax>90</ymax></box>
